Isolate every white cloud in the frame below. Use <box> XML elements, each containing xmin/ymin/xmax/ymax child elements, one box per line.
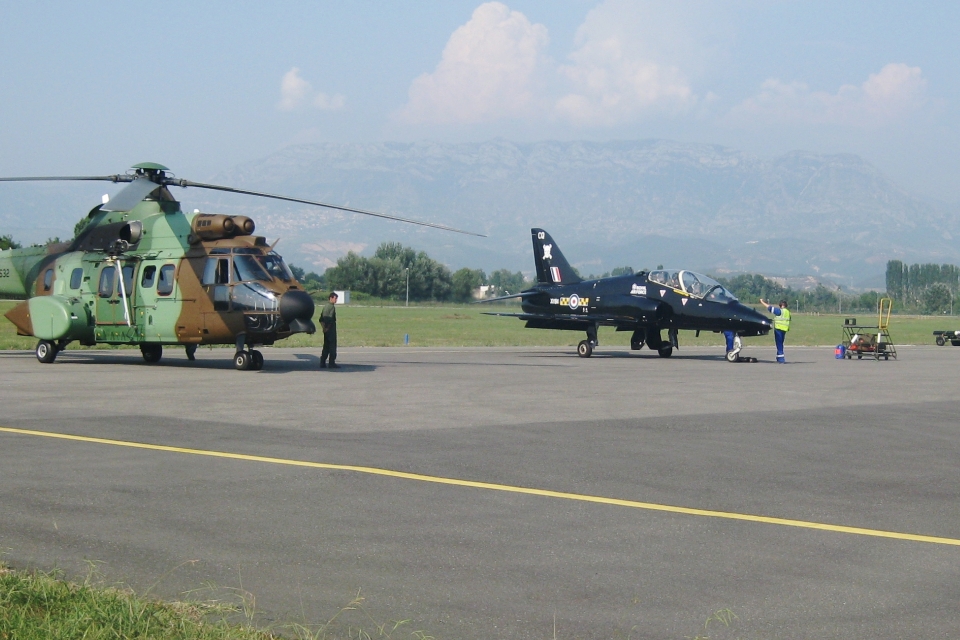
<box><xmin>279</xmin><ymin>67</ymin><xmax>311</xmax><ymax>111</ymax></box>
<box><xmin>278</xmin><ymin>67</ymin><xmax>345</xmax><ymax>112</ymax></box>
<box><xmin>730</xmin><ymin>63</ymin><xmax>927</xmax><ymax>127</ymax></box>
<box><xmin>555</xmin><ymin>34</ymin><xmax>695</xmax><ymax>125</ymax></box>
<box><xmin>396</xmin><ymin>2</ymin><xmax>549</xmax><ymax>124</ymax></box>
<box><xmin>553</xmin><ymin>0</ymin><xmax>720</xmax><ymax>125</ymax></box>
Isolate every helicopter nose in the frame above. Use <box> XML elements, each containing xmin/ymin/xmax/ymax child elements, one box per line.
<box><xmin>280</xmin><ymin>290</ymin><xmax>315</xmax><ymax>322</ymax></box>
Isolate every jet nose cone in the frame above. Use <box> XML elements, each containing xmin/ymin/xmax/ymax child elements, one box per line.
<box><xmin>280</xmin><ymin>290</ymin><xmax>315</xmax><ymax>323</ymax></box>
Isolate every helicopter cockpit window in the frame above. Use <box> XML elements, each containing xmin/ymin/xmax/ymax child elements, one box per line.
<box><xmin>157</xmin><ymin>264</ymin><xmax>175</xmax><ymax>296</ymax></box>
<box><xmin>232</xmin><ymin>254</ymin><xmax>270</xmax><ymax>283</ymax></box>
<box><xmin>70</xmin><ymin>268</ymin><xmax>83</xmax><ymax>290</ymax></box>
<box><xmin>259</xmin><ymin>252</ymin><xmax>295</xmax><ymax>282</ymax></box>
<box><xmin>203</xmin><ymin>257</ymin><xmax>231</xmax><ymax>285</ymax></box>
<box><xmin>648</xmin><ymin>270</ymin><xmax>681</xmax><ymax>289</ymax></box>
<box><xmin>98</xmin><ymin>268</ymin><xmax>114</xmax><ymax>298</ymax></box>
<box><xmin>141</xmin><ymin>265</ymin><xmax>157</xmax><ymax>288</ymax></box>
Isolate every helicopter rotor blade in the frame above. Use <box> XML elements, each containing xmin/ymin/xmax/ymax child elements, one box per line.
<box><xmin>0</xmin><ymin>175</ymin><xmax>132</xmax><ymax>184</ymax></box>
<box><xmin>170</xmin><ymin>179</ymin><xmax>486</xmax><ymax>237</ymax></box>
<box><xmin>102</xmin><ymin>177</ymin><xmax>163</xmax><ymax>212</ymax></box>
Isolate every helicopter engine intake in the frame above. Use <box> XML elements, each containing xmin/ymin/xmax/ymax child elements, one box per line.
<box><xmin>191</xmin><ymin>214</ymin><xmax>256</xmax><ymax>241</ymax></box>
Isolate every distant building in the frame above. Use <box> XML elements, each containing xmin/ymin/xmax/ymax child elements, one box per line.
<box><xmin>334</xmin><ymin>290</ymin><xmax>350</xmax><ymax>304</ymax></box>
<box><xmin>474</xmin><ymin>285</ymin><xmax>497</xmax><ymax>300</ymax></box>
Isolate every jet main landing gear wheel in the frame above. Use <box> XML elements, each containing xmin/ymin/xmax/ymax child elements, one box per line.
<box><xmin>577</xmin><ymin>340</ymin><xmax>594</xmax><ymax>357</ymax></box>
<box><xmin>657</xmin><ymin>345</ymin><xmax>673</xmax><ymax>358</ymax></box>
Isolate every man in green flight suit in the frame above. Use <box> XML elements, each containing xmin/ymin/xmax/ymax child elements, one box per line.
<box><xmin>320</xmin><ymin>291</ymin><xmax>339</xmax><ymax>369</ymax></box>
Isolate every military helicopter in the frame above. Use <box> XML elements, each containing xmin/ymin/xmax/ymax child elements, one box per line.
<box><xmin>478</xmin><ymin>228</ymin><xmax>771</xmax><ymax>361</ymax></box>
<box><xmin>0</xmin><ymin>162</ymin><xmax>480</xmax><ymax>370</ymax></box>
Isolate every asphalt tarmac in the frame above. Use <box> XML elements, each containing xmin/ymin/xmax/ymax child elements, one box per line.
<box><xmin>1</xmin><ymin>343</ymin><xmax>958</xmax><ymax>639</ymax></box>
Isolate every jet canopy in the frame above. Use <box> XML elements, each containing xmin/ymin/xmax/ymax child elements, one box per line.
<box><xmin>648</xmin><ymin>269</ymin><xmax>738</xmax><ymax>302</ymax></box>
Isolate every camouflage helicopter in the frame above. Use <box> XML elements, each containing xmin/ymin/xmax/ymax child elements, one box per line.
<box><xmin>0</xmin><ymin>162</ymin><xmax>479</xmax><ymax>370</ymax></box>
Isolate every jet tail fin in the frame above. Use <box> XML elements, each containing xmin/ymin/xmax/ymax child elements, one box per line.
<box><xmin>531</xmin><ymin>228</ymin><xmax>581</xmax><ymax>285</ymax></box>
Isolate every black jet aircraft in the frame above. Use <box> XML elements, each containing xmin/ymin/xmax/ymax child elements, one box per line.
<box><xmin>479</xmin><ymin>228</ymin><xmax>771</xmax><ymax>361</ymax></box>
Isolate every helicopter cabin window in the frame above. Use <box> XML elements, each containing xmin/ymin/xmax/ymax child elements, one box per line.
<box><xmin>42</xmin><ymin>269</ymin><xmax>53</xmax><ymax>292</ymax></box>
<box><xmin>259</xmin><ymin>252</ymin><xmax>295</xmax><ymax>282</ymax></box>
<box><xmin>203</xmin><ymin>257</ymin><xmax>231</xmax><ymax>285</ymax></box>
<box><xmin>69</xmin><ymin>268</ymin><xmax>83</xmax><ymax>290</ymax></box>
<box><xmin>232</xmin><ymin>254</ymin><xmax>270</xmax><ymax>282</ymax></box>
<box><xmin>157</xmin><ymin>264</ymin><xmax>175</xmax><ymax>296</ymax></box>
<box><xmin>121</xmin><ymin>264</ymin><xmax>134</xmax><ymax>294</ymax></box>
<box><xmin>98</xmin><ymin>268</ymin><xmax>115</xmax><ymax>297</ymax></box>
<box><xmin>141</xmin><ymin>265</ymin><xmax>157</xmax><ymax>288</ymax></box>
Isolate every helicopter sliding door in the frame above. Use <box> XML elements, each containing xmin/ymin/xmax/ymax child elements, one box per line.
<box><xmin>95</xmin><ymin>262</ymin><xmax>135</xmax><ymax>326</ymax></box>
<box><xmin>94</xmin><ymin>261</ymin><xmax>138</xmax><ymax>342</ymax></box>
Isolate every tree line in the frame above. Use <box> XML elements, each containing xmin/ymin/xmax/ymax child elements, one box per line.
<box><xmin>885</xmin><ymin>260</ymin><xmax>958</xmax><ymax>313</ymax></box>
<box><xmin>300</xmin><ymin>242</ymin><xmax>535</xmax><ymax>303</ymax></box>
<box><xmin>6</xmin><ymin>227</ymin><xmax>959</xmax><ymax>314</ymax></box>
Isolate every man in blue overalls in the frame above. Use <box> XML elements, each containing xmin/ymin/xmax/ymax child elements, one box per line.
<box><xmin>759</xmin><ymin>298</ymin><xmax>791</xmax><ymax>363</ymax></box>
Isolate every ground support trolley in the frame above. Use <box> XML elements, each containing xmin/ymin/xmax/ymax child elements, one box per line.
<box><xmin>840</xmin><ymin>298</ymin><xmax>897</xmax><ymax>361</ymax></box>
<box><xmin>933</xmin><ymin>330</ymin><xmax>960</xmax><ymax>346</ymax></box>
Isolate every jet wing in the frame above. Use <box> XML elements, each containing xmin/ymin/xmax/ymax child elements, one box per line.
<box><xmin>481</xmin><ymin>311</ymin><xmax>643</xmax><ymax>325</ymax></box>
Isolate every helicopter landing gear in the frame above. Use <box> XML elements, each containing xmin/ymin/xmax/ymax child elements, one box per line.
<box><xmin>36</xmin><ymin>340</ymin><xmax>58</xmax><ymax>363</ymax></box>
<box><xmin>657</xmin><ymin>345</ymin><xmax>673</xmax><ymax>358</ymax></box>
<box><xmin>140</xmin><ymin>344</ymin><xmax>162</xmax><ymax>363</ymax></box>
<box><xmin>185</xmin><ymin>344</ymin><xmax>197</xmax><ymax>361</ymax></box>
<box><xmin>234</xmin><ymin>349</ymin><xmax>264</xmax><ymax>371</ymax></box>
<box><xmin>630</xmin><ymin>330</ymin><xmax>645</xmax><ymax>351</ymax></box>
<box><xmin>234</xmin><ymin>334</ymin><xmax>263</xmax><ymax>371</ymax></box>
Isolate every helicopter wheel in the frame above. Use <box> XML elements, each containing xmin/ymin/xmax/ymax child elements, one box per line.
<box><xmin>657</xmin><ymin>345</ymin><xmax>673</xmax><ymax>358</ymax></box>
<box><xmin>234</xmin><ymin>351</ymin><xmax>251</xmax><ymax>371</ymax></box>
<box><xmin>36</xmin><ymin>340</ymin><xmax>58</xmax><ymax>364</ymax></box>
<box><xmin>250</xmin><ymin>350</ymin><xmax>264</xmax><ymax>370</ymax></box>
<box><xmin>577</xmin><ymin>340</ymin><xmax>593</xmax><ymax>358</ymax></box>
<box><xmin>936</xmin><ymin>335</ymin><xmax>946</xmax><ymax>346</ymax></box>
<box><xmin>140</xmin><ymin>344</ymin><xmax>162</xmax><ymax>363</ymax></box>
<box><xmin>725</xmin><ymin>350</ymin><xmax>739</xmax><ymax>363</ymax></box>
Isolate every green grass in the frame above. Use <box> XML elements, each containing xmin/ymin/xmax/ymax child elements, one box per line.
<box><xmin>0</xmin><ymin>565</ymin><xmax>276</xmax><ymax>640</ymax></box>
<box><xmin>2</xmin><ymin>299</ymin><xmax>955</xmax><ymax>351</ymax></box>
<box><xmin>0</xmin><ymin>565</ymin><xmax>432</xmax><ymax>640</ymax></box>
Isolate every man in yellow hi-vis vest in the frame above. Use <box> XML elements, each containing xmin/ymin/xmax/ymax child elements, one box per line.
<box><xmin>759</xmin><ymin>298</ymin><xmax>791</xmax><ymax>363</ymax></box>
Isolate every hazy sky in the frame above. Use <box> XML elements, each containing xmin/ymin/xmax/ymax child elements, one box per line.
<box><xmin>2</xmin><ymin>1</ymin><xmax>959</xmax><ymax>203</ymax></box>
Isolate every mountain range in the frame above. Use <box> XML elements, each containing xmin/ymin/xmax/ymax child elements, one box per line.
<box><xmin>5</xmin><ymin>140</ymin><xmax>957</xmax><ymax>291</ymax></box>
<box><xmin>203</xmin><ymin>139</ymin><xmax>959</xmax><ymax>290</ymax></box>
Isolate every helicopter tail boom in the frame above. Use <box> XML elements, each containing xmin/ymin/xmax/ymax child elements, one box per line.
<box><xmin>0</xmin><ymin>245</ymin><xmax>48</xmax><ymax>297</ymax></box>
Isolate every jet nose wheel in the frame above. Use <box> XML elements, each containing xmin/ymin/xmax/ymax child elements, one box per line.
<box><xmin>577</xmin><ymin>340</ymin><xmax>594</xmax><ymax>357</ymax></box>
<box><xmin>725</xmin><ymin>350</ymin><xmax>739</xmax><ymax>362</ymax></box>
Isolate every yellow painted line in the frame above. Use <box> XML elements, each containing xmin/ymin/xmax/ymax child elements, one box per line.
<box><xmin>3</xmin><ymin>425</ymin><xmax>959</xmax><ymax>547</ymax></box>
